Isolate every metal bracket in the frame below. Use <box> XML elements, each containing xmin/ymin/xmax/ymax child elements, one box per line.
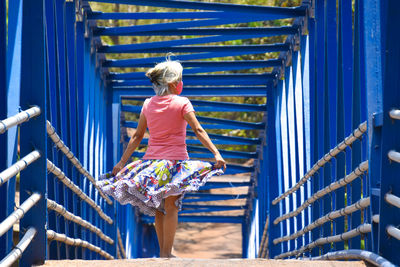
<box><xmin>373</xmin><ymin>112</ymin><xmax>383</xmax><ymax>127</ymax></box>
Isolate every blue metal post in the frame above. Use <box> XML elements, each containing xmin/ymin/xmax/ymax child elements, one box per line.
<box><xmin>19</xmin><ymin>0</ymin><xmax>48</xmax><ymax>264</ymax></box>
<box><xmin>362</xmin><ymin>0</ymin><xmax>383</xmax><ymax>253</ymax></box>
<box><xmin>267</xmin><ymin>81</ymin><xmax>283</xmax><ymax>258</ymax></box>
<box><xmin>300</xmin><ymin>32</ymin><xmax>312</xmax><ymax>250</ymax></box>
<box><xmin>377</xmin><ymin>0</ymin><xmax>400</xmax><ymax>264</ymax></box>
<box><xmin>312</xmin><ymin>0</ymin><xmax>324</xmax><ymax>256</ymax></box>
<box><xmin>66</xmin><ymin>1</ymin><xmax>80</xmax><ymax>258</ymax></box>
<box><xmin>0</xmin><ymin>0</ymin><xmax>7</xmax><ymax>257</ymax></box>
<box><xmin>76</xmin><ymin>19</ymin><xmax>86</xmax><ymax>259</ymax></box>
<box><xmin>350</xmin><ymin>0</ymin><xmax>362</xmax><ymax>250</ymax></box>
<box><xmin>106</xmin><ymin>81</ymin><xmax>117</xmax><ymax>257</ymax></box>
<box><xmin>334</xmin><ymin>0</ymin><xmax>352</xmax><ymax>251</ymax></box>
<box><xmin>44</xmin><ymin>0</ymin><xmax>61</xmax><ymax>258</ymax></box>
<box><xmin>1</xmin><ymin>0</ymin><xmax>24</xmax><ymax>257</ymax></box>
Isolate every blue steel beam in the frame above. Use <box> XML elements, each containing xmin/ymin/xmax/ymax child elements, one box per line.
<box><xmin>123</xmin><ymin>116</ymin><xmax>264</xmax><ymax>130</ymax></box>
<box><xmin>199</xmin><ymin>182</ymin><xmax>251</xmax><ymax>190</ymax></box>
<box><xmin>90</xmin><ymin>0</ymin><xmax>306</xmax><ymax>17</ymax></box>
<box><xmin>107</xmin><ymin>59</ymin><xmax>282</xmax><ymax>69</ymax></box>
<box><xmin>183</xmin><ymin>196</ymin><xmax>246</xmax><ymax>203</ymax></box>
<box><xmin>131</xmin><ymin>151</ymin><xmax>251</xmax><ymax>159</ymax></box>
<box><xmin>187</xmin><ymin>145</ymin><xmax>257</xmax><ymax>159</ymax></box>
<box><xmin>87</xmin><ymin>11</ymin><xmax>304</xmax><ymax>20</ymax></box>
<box><xmin>94</xmin><ymin>26</ymin><xmax>298</xmax><ymax>37</ymax></box>
<box><xmin>124</xmin><ymin>136</ymin><xmax>260</xmax><ymax>146</ymax></box>
<box><xmin>98</xmin><ymin>34</ymin><xmax>296</xmax><ymax>54</ymax></box>
<box><xmin>185</xmin><ymin>130</ymin><xmax>260</xmax><ymax>144</ymax></box>
<box><xmin>125</xmin><ymin>98</ymin><xmax>266</xmax><ymax>111</ymax></box>
<box><xmin>122</xmin><ymin>101</ymin><xmax>266</xmax><ymax>113</ymax></box>
<box><xmin>111</xmin><ymin>74</ymin><xmax>275</xmax><ymax>86</ymax></box>
<box><xmin>182</xmin><ymin>204</ymin><xmax>247</xmax><ymax>209</ymax></box>
<box><xmin>112</xmin><ymin>68</ymin><xmax>278</xmax><ymax>79</ymax></box>
<box><xmin>141</xmin><ymin>215</ymin><xmax>245</xmax><ymax>224</ymax></box>
<box><xmin>101</xmin><ymin>43</ymin><xmax>289</xmax><ymax>57</ymax></box>
<box><xmin>114</xmin><ymin>86</ymin><xmax>269</xmax><ymax>97</ymax></box>
<box><xmin>196</xmin><ymin>115</ymin><xmax>265</xmax><ymax>129</ymax></box>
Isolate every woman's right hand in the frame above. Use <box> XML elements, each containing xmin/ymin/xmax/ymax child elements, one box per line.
<box><xmin>112</xmin><ymin>161</ymin><xmax>125</xmax><ymax>176</ymax></box>
<box><xmin>214</xmin><ymin>153</ymin><xmax>226</xmax><ymax>172</ymax></box>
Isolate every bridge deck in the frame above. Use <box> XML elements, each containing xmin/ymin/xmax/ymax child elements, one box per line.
<box><xmin>40</xmin><ymin>259</ymin><xmax>366</xmax><ymax>267</ymax></box>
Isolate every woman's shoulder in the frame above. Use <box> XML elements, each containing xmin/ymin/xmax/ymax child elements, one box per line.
<box><xmin>143</xmin><ymin>97</ymin><xmax>152</xmax><ymax>105</ymax></box>
<box><xmin>172</xmin><ymin>95</ymin><xmax>190</xmax><ymax>104</ymax></box>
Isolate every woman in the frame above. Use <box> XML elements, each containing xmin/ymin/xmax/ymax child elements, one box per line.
<box><xmin>98</xmin><ymin>58</ymin><xmax>226</xmax><ymax>258</ymax></box>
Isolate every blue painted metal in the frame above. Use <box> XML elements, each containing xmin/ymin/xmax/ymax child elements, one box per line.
<box><xmin>122</xmin><ymin>101</ymin><xmax>266</xmax><ymax>113</ymax></box>
<box><xmin>125</xmin><ymin>134</ymin><xmax>260</xmax><ymax>146</ymax></box>
<box><xmin>94</xmin><ymin>26</ymin><xmax>298</xmax><ymax>37</ymax></box>
<box><xmin>91</xmin><ymin>0</ymin><xmax>306</xmax><ymax>16</ymax></box>
<box><xmin>1</xmin><ymin>0</ymin><xmax>23</xmax><ymax>258</ymax></box>
<box><xmin>114</xmin><ymin>86</ymin><xmax>269</xmax><ymax>97</ymax></box>
<box><xmin>350</xmin><ymin>0</ymin><xmax>363</xmax><ymax>250</ymax></box>
<box><xmin>88</xmin><ymin>9</ymin><xmax>304</xmax><ymax>20</ymax></box>
<box><xmin>19</xmin><ymin>0</ymin><xmax>48</xmax><ymax>264</ymax></box>
<box><xmin>99</xmin><ymin>35</ymin><xmax>293</xmax><ymax>54</ymax></box>
<box><xmin>362</xmin><ymin>0</ymin><xmax>383</xmax><ymax>254</ymax></box>
<box><xmin>124</xmin><ymin>116</ymin><xmax>264</xmax><ymax>130</ymax></box>
<box><xmin>0</xmin><ymin>0</ymin><xmax>7</xmax><ymax>258</ymax></box>
<box><xmin>102</xmin><ymin>44</ymin><xmax>288</xmax><ymax>60</ymax></box>
<box><xmin>111</xmin><ymin>74</ymin><xmax>275</xmax><ymax>86</ymax></box>
<box><xmin>377</xmin><ymin>0</ymin><xmax>400</xmax><ymax>264</ymax></box>
<box><xmin>55</xmin><ymin>0</ymin><xmax>71</xmax><ymax>257</ymax></box>
<box><xmin>45</xmin><ymin>0</ymin><xmax>62</xmax><ymax>258</ymax></box>
<box><xmin>200</xmin><ymin>182</ymin><xmax>252</xmax><ymax>190</ymax></box>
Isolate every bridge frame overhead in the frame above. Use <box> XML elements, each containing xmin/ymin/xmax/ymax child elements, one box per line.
<box><xmin>1</xmin><ymin>0</ymin><xmax>400</xmax><ymax>266</ymax></box>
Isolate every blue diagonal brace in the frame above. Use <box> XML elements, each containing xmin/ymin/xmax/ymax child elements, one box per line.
<box><xmin>114</xmin><ymin>86</ymin><xmax>269</xmax><ymax>97</ymax></box>
<box><xmin>199</xmin><ymin>182</ymin><xmax>252</xmax><ymax>190</ymax></box>
<box><xmin>98</xmin><ymin>34</ymin><xmax>295</xmax><ymax>53</ymax></box>
<box><xmin>94</xmin><ymin>26</ymin><xmax>298</xmax><ymax>37</ymax></box>
<box><xmin>90</xmin><ymin>0</ymin><xmax>306</xmax><ymax>17</ymax></box>
<box><xmin>187</xmin><ymin>145</ymin><xmax>257</xmax><ymax>159</ymax></box>
<box><xmin>111</xmin><ymin>73</ymin><xmax>275</xmax><ymax>86</ymax></box>
<box><xmin>101</xmin><ymin>44</ymin><xmax>289</xmax><ymax>57</ymax></box>
<box><xmin>88</xmin><ymin>11</ymin><xmax>302</xmax><ymax>20</ymax></box>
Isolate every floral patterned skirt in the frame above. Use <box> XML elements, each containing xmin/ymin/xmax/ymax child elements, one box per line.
<box><xmin>97</xmin><ymin>159</ymin><xmax>224</xmax><ymax>216</ymax></box>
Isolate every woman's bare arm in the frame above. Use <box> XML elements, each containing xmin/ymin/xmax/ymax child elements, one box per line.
<box><xmin>112</xmin><ymin>112</ymin><xmax>147</xmax><ymax>175</ymax></box>
<box><xmin>184</xmin><ymin>111</ymin><xmax>226</xmax><ymax>171</ymax></box>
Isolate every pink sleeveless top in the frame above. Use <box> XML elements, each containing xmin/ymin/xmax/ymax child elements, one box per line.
<box><xmin>141</xmin><ymin>94</ymin><xmax>195</xmax><ymax>160</ymax></box>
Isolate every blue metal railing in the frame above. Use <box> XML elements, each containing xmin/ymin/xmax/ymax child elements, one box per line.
<box><xmin>264</xmin><ymin>0</ymin><xmax>400</xmax><ymax>266</ymax></box>
<box><xmin>0</xmin><ymin>108</ymin><xmax>42</xmax><ymax>266</ymax></box>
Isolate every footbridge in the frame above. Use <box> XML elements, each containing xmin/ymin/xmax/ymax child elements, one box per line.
<box><xmin>0</xmin><ymin>0</ymin><xmax>399</xmax><ymax>266</ymax></box>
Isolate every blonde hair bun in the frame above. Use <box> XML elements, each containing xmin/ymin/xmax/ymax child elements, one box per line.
<box><xmin>146</xmin><ymin>54</ymin><xmax>183</xmax><ymax>96</ymax></box>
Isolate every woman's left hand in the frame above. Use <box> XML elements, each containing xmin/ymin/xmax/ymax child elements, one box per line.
<box><xmin>112</xmin><ymin>161</ymin><xmax>125</xmax><ymax>176</ymax></box>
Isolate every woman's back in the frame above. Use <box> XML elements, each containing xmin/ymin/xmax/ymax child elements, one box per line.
<box><xmin>142</xmin><ymin>94</ymin><xmax>194</xmax><ymax>160</ymax></box>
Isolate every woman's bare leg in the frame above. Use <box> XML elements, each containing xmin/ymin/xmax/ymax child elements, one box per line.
<box><xmin>155</xmin><ymin>210</ymin><xmax>165</xmax><ymax>254</ymax></box>
<box><xmin>160</xmin><ymin>195</ymin><xmax>180</xmax><ymax>258</ymax></box>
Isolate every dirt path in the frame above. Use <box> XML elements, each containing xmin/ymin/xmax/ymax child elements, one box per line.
<box><xmin>173</xmin><ymin>174</ymin><xmax>248</xmax><ymax>258</ymax></box>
